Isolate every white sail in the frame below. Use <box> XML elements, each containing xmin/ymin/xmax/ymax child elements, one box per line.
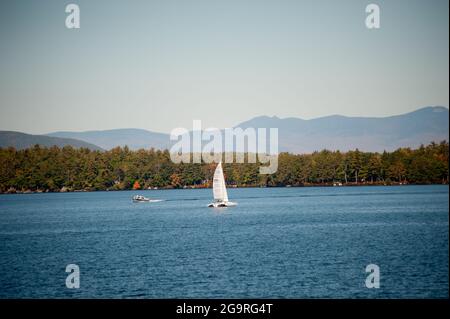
<box><xmin>212</xmin><ymin>162</ymin><xmax>228</xmax><ymax>202</ymax></box>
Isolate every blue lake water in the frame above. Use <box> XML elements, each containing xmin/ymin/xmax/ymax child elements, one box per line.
<box><xmin>0</xmin><ymin>185</ymin><xmax>448</xmax><ymax>298</ymax></box>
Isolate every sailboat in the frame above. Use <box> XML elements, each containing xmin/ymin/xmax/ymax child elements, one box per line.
<box><xmin>208</xmin><ymin>162</ymin><xmax>237</xmax><ymax>208</ymax></box>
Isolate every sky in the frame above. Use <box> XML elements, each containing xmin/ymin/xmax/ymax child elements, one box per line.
<box><xmin>0</xmin><ymin>0</ymin><xmax>448</xmax><ymax>134</ymax></box>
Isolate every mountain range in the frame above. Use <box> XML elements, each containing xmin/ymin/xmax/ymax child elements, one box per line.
<box><xmin>1</xmin><ymin>106</ymin><xmax>448</xmax><ymax>153</ymax></box>
<box><xmin>47</xmin><ymin>128</ymin><xmax>171</xmax><ymax>151</ymax></box>
<box><xmin>237</xmin><ymin>106</ymin><xmax>449</xmax><ymax>153</ymax></box>
<box><xmin>0</xmin><ymin>131</ymin><xmax>103</xmax><ymax>151</ymax></box>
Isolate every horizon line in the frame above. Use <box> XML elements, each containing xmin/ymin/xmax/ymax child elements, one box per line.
<box><xmin>2</xmin><ymin>105</ymin><xmax>448</xmax><ymax>136</ymax></box>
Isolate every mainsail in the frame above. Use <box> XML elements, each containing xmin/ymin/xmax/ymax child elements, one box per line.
<box><xmin>212</xmin><ymin>162</ymin><xmax>228</xmax><ymax>202</ymax></box>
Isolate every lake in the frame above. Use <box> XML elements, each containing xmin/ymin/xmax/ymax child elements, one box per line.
<box><xmin>0</xmin><ymin>185</ymin><xmax>448</xmax><ymax>298</ymax></box>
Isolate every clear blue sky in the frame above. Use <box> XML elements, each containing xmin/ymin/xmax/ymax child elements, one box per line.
<box><xmin>0</xmin><ymin>0</ymin><xmax>448</xmax><ymax>134</ymax></box>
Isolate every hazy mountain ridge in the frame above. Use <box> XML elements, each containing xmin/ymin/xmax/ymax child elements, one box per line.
<box><xmin>236</xmin><ymin>106</ymin><xmax>449</xmax><ymax>152</ymax></box>
<box><xmin>0</xmin><ymin>131</ymin><xmax>103</xmax><ymax>151</ymax></box>
<box><xmin>1</xmin><ymin>106</ymin><xmax>448</xmax><ymax>153</ymax></box>
<box><xmin>47</xmin><ymin>128</ymin><xmax>171</xmax><ymax>151</ymax></box>
<box><xmin>50</xmin><ymin>106</ymin><xmax>449</xmax><ymax>153</ymax></box>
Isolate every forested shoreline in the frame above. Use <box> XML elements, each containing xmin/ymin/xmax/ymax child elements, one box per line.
<box><xmin>0</xmin><ymin>141</ymin><xmax>448</xmax><ymax>193</ymax></box>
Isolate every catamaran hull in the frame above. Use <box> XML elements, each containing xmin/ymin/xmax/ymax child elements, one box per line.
<box><xmin>208</xmin><ymin>201</ymin><xmax>237</xmax><ymax>208</ymax></box>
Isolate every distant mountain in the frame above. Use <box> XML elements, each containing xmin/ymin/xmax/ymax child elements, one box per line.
<box><xmin>0</xmin><ymin>131</ymin><xmax>103</xmax><ymax>150</ymax></box>
<box><xmin>47</xmin><ymin>128</ymin><xmax>171</xmax><ymax>151</ymax></box>
<box><xmin>236</xmin><ymin>106</ymin><xmax>449</xmax><ymax>153</ymax></box>
<box><xmin>45</xmin><ymin>106</ymin><xmax>449</xmax><ymax>153</ymax></box>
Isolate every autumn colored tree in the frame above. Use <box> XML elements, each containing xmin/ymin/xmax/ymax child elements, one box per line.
<box><xmin>170</xmin><ymin>173</ymin><xmax>181</xmax><ymax>188</ymax></box>
<box><xmin>132</xmin><ymin>180</ymin><xmax>141</xmax><ymax>190</ymax></box>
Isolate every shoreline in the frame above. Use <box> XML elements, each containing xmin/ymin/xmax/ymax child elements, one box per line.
<box><xmin>1</xmin><ymin>182</ymin><xmax>448</xmax><ymax>195</ymax></box>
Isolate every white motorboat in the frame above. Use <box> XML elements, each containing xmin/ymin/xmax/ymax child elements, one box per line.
<box><xmin>208</xmin><ymin>162</ymin><xmax>237</xmax><ymax>208</ymax></box>
<box><xmin>132</xmin><ymin>195</ymin><xmax>150</xmax><ymax>202</ymax></box>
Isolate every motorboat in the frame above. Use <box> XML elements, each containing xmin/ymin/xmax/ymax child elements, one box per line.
<box><xmin>132</xmin><ymin>195</ymin><xmax>150</xmax><ymax>202</ymax></box>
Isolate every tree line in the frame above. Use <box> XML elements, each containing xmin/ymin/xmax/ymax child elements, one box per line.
<box><xmin>0</xmin><ymin>141</ymin><xmax>448</xmax><ymax>193</ymax></box>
